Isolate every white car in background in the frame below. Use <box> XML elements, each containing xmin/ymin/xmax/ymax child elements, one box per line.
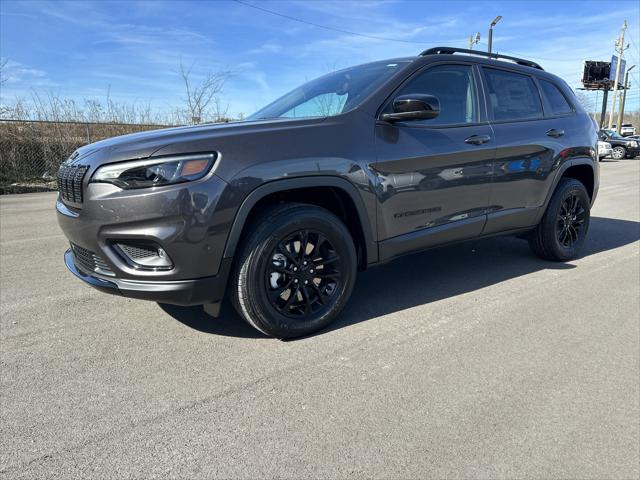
<box><xmin>611</xmin><ymin>124</ymin><xmax>636</xmax><ymax>137</ymax></box>
<box><xmin>597</xmin><ymin>140</ymin><xmax>613</xmax><ymax>161</ymax></box>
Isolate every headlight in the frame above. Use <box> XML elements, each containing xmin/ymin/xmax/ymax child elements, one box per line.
<box><xmin>91</xmin><ymin>153</ymin><xmax>216</xmax><ymax>189</ymax></box>
<box><xmin>626</xmin><ymin>141</ymin><xmax>638</xmax><ymax>148</ymax></box>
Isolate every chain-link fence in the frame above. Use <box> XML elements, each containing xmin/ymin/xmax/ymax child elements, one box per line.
<box><xmin>0</xmin><ymin>119</ymin><xmax>170</xmax><ymax>194</ymax></box>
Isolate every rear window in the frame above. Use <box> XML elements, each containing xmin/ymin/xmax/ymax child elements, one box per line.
<box><xmin>483</xmin><ymin>68</ymin><xmax>543</xmax><ymax>121</ymax></box>
<box><xmin>539</xmin><ymin>79</ymin><xmax>573</xmax><ymax>115</ymax></box>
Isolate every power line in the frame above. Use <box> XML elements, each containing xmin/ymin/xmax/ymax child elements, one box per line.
<box><xmin>233</xmin><ymin>0</ymin><xmax>624</xmax><ymax>65</ymax></box>
<box><xmin>627</xmin><ymin>32</ymin><xmax>640</xmax><ymax>58</ymax></box>
<box><xmin>477</xmin><ymin>41</ymin><xmax>611</xmax><ymax>62</ymax></box>
<box><xmin>232</xmin><ymin>0</ymin><xmax>454</xmax><ymax>45</ymax></box>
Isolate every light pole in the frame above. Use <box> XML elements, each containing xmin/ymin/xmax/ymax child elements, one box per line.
<box><xmin>616</xmin><ymin>64</ymin><xmax>635</xmax><ymax>133</ymax></box>
<box><xmin>488</xmin><ymin>16</ymin><xmax>502</xmax><ymax>54</ymax></box>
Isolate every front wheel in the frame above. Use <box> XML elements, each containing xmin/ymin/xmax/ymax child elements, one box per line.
<box><xmin>611</xmin><ymin>145</ymin><xmax>627</xmax><ymax>160</ymax></box>
<box><xmin>528</xmin><ymin>178</ymin><xmax>591</xmax><ymax>261</ymax></box>
<box><xmin>230</xmin><ymin>203</ymin><xmax>357</xmax><ymax>338</ymax></box>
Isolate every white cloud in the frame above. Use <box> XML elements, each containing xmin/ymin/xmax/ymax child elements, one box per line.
<box><xmin>247</xmin><ymin>43</ymin><xmax>283</xmax><ymax>55</ymax></box>
<box><xmin>0</xmin><ymin>60</ymin><xmax>54</xmax><ymax>87</ymax></box>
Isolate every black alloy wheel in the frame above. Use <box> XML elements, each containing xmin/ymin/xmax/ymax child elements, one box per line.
<box><xmin>266</xmin><ymin>230</ymin><xmax>341</xmax><ymax>318</ymax></box>
<box><xmin>528</xmin><ymin>177</ymin><xmax>591</xmax><ymax>261</ymax></box>
<box><xmin>556</xmin><ymin>193</ymin><xmax>586</xmax><ymax>248</ymax></box>
<box><xmin>231</xmin><ymin>203</ymin><xmax>357</xmax><ymax>338</ymax></box>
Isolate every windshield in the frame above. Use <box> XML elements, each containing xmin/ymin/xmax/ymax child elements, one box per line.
<box><xmin>603</xmin><ymin>129</ymin><xmax>623</xmax><ymax>139</ymax></box>
<box><xmin>248</xmin><ymin>60</ymin><xmax>410</xmax><ymax>120</ymax></box>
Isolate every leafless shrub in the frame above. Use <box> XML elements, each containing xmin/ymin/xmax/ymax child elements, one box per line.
<box><xmin>178</xmin><ymin>60</ymin><xmax>231</xmax><ymax>124</ymax></box>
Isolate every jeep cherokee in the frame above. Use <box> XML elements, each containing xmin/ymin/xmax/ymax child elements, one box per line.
<box><xmin>57</xmin><ymin>47</ymin><xmax>599</xmax><ymax>338</ymax></box>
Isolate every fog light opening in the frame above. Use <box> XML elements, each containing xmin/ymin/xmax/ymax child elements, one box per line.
<box><xmin>114</xmin><ymin>242</ymin><xmax>174</xmax><ymax>271</ymax></box>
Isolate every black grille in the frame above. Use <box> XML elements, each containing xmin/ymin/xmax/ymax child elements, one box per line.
<box><xmin>71</xmin><ymin>243</ymin><xmax>114</xmax><ymax>276</ymax></box>
<box><xmin>57</xmin><ymin>164</ymin><xmax>88</xmax><ymax>203</ymax></box>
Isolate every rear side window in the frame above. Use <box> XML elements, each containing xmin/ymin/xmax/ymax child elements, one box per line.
<box><xmin>539</xmin><ymin>79</ymin><xmax>573</xmax><ymax>115</ymax></box>
<box><xmin>483</xmin><ymin>68</ymin><xmax>543</xmax><ymax>121</ymax></box>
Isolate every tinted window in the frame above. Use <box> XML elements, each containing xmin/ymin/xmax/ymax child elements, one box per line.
<box><xmin>391</xmin><ymin>64</ymin><xmax>477</xmax><ymax>125</ymax></box>
<box><xmin>539</xmin><ymin>79</ymin><xmax>573</xmax><ymax>115</ymax></box>
<box><xmin>484</xmin><ymin>68</ymin><xmax>543</xmax><ymax>121</ymax></box>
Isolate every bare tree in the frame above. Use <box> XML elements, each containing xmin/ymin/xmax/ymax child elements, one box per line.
<box><xmin>575</xmin><ymin>91</ymin><xmax>594</xmax><ymax>114</ymax></box>
<box><xmin>179</xmin><ymin>60</ymin><xmax>231</xmax><ymax>124</ymax></box>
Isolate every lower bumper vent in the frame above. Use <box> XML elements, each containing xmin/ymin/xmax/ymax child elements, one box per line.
<box><xmin>115</xmin><ymin>242</ymin><xmax>173</xmax><ymax>270</ymax></box>
<box><xmin>71</xmin><ymin>243</ymin><xmax>114</xmax><ymax>276</ymax></box>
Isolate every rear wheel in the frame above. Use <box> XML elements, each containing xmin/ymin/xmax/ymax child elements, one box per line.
<box><xmin>611</xmin><ymin>145</ymin><xmax>626</xmax><ymax>160</ymax></box>
<box><xmin>528</xmin><ymin>178</ymin><xmax>590</xmax><ymax>261</ymax></box>
<box><xmin>230</xmin><ymin>203</ymin><xmax>357</xmax><ymax>338</ymax></box>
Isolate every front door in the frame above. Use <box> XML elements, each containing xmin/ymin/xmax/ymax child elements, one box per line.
<box><xmin>374</xmin><ymin>63</ymin><xmax>494</xmax><ymax>260</ymax></box>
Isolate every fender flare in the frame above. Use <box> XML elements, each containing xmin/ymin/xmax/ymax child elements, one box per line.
<box><xmin>222</xmin><ymin>176</ymin><xmax>378</xmax><ymax>264</ymax></box>
<box><xmin>535</xmin><ymin>157</ymin><xmax>596</xmax><ymax>223</ymax></box>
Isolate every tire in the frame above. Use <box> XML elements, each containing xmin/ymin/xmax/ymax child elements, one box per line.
<box><xmin>611</xmin><ymin>145</ymin><xmax>626</xmax><ymax>160</ymax></box>
<box><xmin>230</xmin><ymin>203</ymin><xmax>357</xmax><ymax>338</ymax></box>
<box><xmin>528</xmin><ymin>178</ymin><xmax>590</xmax><ymax>261</ymax></box>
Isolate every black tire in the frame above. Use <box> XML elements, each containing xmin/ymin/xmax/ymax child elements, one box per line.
<box><xmin>611</xmin><ymin>145</ymin><xmax>626</xmax><ymax>160</ymax></box>
<box><xmin>230</xmin><ymin>203</ymin><xmax>357</xmax><ymax>338</ymax></box>
<box><xmin>528</xmin><ymin>178</ymin><xmax>590</xmax><ymax>261</ymax></box>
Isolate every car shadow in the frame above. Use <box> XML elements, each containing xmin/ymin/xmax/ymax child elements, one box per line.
<box><xmin>159</xmin><ymin>216</ymin><xmax>640</xmax><ymax>339</ymax></box>
<box><xmin>158</xmin><ymin>301</ymin><xmax>266</xmax><ymax>338</ymax></box>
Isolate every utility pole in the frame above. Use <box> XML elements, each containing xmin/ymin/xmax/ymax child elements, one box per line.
<box><xmin>488</xmin><ymin>16</ymin><xmax>502</xmax><ymax>54</ymax></box>
<box><xmin>608</xmin><ymin>20</ymin><xmax>628</xmax><ymax>130</ymax></box>
<box><xmin>469</xmin><ymin>32</ymin><xmax>480</xmax><ymax>50</ymax></box>
<box><xmin>617</xmin><ymin>64</ymin><xmax>636</xmax><ymax>132</ymax></box>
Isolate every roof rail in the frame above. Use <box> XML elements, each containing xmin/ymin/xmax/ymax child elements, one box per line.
<box><xmin>419</xmin><ymin>46</ymin><xmax>543</xmax><ymax>71</ymax></box>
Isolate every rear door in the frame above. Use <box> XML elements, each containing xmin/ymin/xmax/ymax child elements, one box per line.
<box><xmin>374</xmin><ymin>62</ymin><xmax>494</xmax><ymax>258</ymax></box>
<box><xmin>480</xmin><ymin>66</ymin><xmax>576</xmax><ymax>234</ymax></box>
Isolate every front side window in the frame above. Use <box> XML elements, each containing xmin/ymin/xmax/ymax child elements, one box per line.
<box><xmin>387</xmin><ymin>64</ymin><xmax>477</xmax><ymax>125</ymax></box>
<box><xmin>247</xmin><ymin>61</ymin><xmax>409</xmax><ymax>120</ymax></box>
<box><xmin>483</xmin><ymin>68</ymin><xmax>543</xmax><ymax>121</ymax></box>
<box><xmin>539</xmin><ymin>79</ymin><xmax>573</xmax><ymax>115</ymax></box>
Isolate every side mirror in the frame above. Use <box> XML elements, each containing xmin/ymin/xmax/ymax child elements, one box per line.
<box><xmin>381</xmin><ymin>94</ymin><xmax>440</xmax><ymax>122</ymax></box>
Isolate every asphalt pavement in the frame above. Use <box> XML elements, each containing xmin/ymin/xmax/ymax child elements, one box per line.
<box><xmin>1</xmin><ymin>159</ymin><xmax>639</xmax><ymax>479</ymax></box>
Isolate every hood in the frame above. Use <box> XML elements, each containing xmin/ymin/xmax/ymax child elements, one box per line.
<box><xmin>69</xmin><ymin>117</ymin><xmax>327</xmax><ymax>169</ymax></box>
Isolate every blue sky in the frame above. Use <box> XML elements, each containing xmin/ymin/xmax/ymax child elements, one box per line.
<box><xmin>1</xmin><ymin>0</ymin><xmax>639</xmax><ymax>118</ymax></box>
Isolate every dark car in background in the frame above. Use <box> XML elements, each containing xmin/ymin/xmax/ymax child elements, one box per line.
<box><xmin>57</xmin><ymin>47</ymin><xmax>599</xmax><ymax>338</ymax></box>
<box><xmin>598</xmin><ymin>129</ymin><xmax>640</xmax><ymax>159</ymax></box>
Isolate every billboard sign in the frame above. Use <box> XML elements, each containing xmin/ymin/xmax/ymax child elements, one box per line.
<box><xmin>582</xmin><ymin>61</ymin><xmax>611</xmax><ymax>89</ymax></box>
<box><xmin>610</xmin><ymin>55</ymin><xmax>626</xmax><ymax>81</ymax></box>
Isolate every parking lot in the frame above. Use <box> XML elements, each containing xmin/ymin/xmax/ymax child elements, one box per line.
<box><xmin>1</xmin><ymin>160</ymin><xmax>638</xmax><ymax>478</ymax></box>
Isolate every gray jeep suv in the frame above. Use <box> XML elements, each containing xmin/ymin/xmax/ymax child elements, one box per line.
<box><xmin>57</xmin><ymin>47</ymin><xmax>599</xmax><ymax>338</ymax></box>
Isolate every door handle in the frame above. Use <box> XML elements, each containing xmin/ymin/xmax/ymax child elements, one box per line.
<box><xmin>464</xmin><ymin>134</ymin><xmax>491</xmax><ymax>145</ymax></box>
<box><xmin>546</xmin><ymin>128</ymin><xmax>565</xmax><ymax>138</ymax></box>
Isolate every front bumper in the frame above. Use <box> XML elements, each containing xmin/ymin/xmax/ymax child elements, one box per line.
<box><xmin>65</xmin><ymin>249</ymin><xmax>232</xmax><ymax>305</ymax></box>
<box><xmin>56</xmin><ymin>169</ymin><xmax>236</xmax><ymax>306</ymax></box>
<box><xmin>598</xmin><ymin>147</ymin><xmax>612</xmax><ymax>158</ymax></box>
<box><xmin>626</xmin><ymin>147</ymin><xmax>640</xmax><ymax>157</ymax></box>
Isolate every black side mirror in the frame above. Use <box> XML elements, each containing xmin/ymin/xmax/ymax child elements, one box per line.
<box><xmin>381</xmin><ymin>94</ymin><xmax>440</xmax><ymax>122</ymax></box>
